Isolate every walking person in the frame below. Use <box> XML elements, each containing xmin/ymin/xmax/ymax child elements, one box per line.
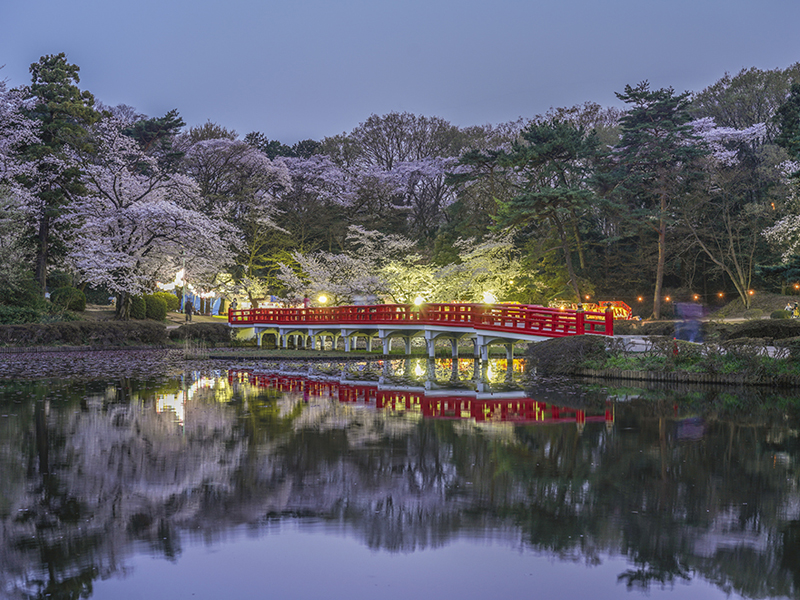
<box><xmin>185</xmin><ymin>300</ymin><xmax>194</xmax><ymax>322</ymax></box>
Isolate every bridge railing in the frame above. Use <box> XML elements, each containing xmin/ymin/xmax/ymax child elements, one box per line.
<box><xmin>228</xmin><ymin>302</ymin><xmax>613</xmax><ymax>336</ymax></box>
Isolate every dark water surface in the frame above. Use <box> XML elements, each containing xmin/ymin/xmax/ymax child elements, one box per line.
<box><xmin>1</xmin><ymin>357</ymin><xmax>799</xmax><ymax>599</ymax></box>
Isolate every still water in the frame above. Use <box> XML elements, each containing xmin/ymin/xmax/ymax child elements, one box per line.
<box><xmin>1</xmin><ymin>356</ymin><xmax>799</xmax><ymax>599</ymax></box>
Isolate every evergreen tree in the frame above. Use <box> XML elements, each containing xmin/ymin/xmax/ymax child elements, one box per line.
<box><xmin>775</xmin><ymin>83</ymin><xmax>800</xmax><ymax>177</ymax></box>
<box><xmin>495</xmin><ymin>119</ymin><xmax>599</xmax><ymax>301</ymax></box>
<box><xmin>611</xmin><ymin>82</ymin><xmax>706</xmax><ymax>319</ymax></box>
<box><xmin>20</xmin><ymin>53</ymin><xmax>99</xmax><ymax>294</ymax></box>
<box><xmin>122</xmin><ymin>108</ymin><xmax>185</xmax><ymax>171</ymax></box>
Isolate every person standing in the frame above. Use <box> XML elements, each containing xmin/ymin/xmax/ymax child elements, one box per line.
<box><xmin>185</xmin><ymin>300</ymin><xmax>194</xmax><ymax>322</ymax></box>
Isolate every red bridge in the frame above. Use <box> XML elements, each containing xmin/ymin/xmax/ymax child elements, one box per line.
<box><xmin>228</xmin><ymin>302</ymin><xmax>613</xmax><ymax>360</ymax></box>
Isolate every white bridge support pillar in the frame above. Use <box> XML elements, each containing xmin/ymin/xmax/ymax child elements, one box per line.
<box><xmin>476</xmin><ymin>334</ymin><xmax>489</xmax><ymax>361</ymax></box>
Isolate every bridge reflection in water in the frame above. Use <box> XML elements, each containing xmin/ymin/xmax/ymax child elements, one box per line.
<box><xmin>228</xmin><ymin>365</ymin><xmax>614</xmax><ymax>430</ymax></box>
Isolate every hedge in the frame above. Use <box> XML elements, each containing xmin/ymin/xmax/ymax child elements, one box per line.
<box><xmin>0</xmin><ymin>321</ymin><xmax>168</xmax><ymax>347</ymax></box>
<box><xmin>168</xmin><ymin>323</ymin><xmax>232</xmax><ymax>345</ymax></box>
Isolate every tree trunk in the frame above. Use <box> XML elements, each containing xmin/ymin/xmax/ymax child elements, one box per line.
<box><xmin>553</xmin><ymin>213</ymin><xmax>581</xmax><ymax>301</ymax></box>
<box><xmin>652</xmin><ymin>197</ymin><xmax>667</xmax><ymax>320</ymax></box>
<box><xmin>115</xmin><ymin>292</ymin><xmax>132</xmax><ymax>320</ymax></box>
<box><xmin>34</xmin><ymin>214</ymin><xmax>50</xmax><ymax>296</ymax></box>
<box><xmin>570</xmin><ymin>212</ymin><xmax>586</xmax><ymax>270</ymax></box>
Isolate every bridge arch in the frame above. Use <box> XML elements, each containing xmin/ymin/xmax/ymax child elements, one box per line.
<box><xmin>228</xmin><ymin>302</ymin><xmax>613</xmax><ymax>356</ymax></box>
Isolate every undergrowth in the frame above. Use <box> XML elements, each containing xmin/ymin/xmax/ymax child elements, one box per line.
<box><xmin>528</xmin><ymin>334</ymin><xmax>800</xmax><ymax>382</ymax></box>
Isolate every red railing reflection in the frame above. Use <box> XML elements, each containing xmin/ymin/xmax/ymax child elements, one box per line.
<box><xmin>228</xmin><ymin>303</ymin><xmax>613</xmax><ymax>338</ymax></box>
<box><xmin>229</xmin><ymin>370</ymin><xmax>613</xmax><ymax>426</ymax></box>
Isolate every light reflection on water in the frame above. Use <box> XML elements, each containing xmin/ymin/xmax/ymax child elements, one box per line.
<box><xmin>1</xmin><ymin>359</ymin><xmax>798</xmax><ymax>599</ymax></box>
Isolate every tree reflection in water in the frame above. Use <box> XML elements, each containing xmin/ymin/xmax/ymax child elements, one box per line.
<box><xmin>0</xmin><ymin>362</ymin><xmax>798</xmax><ymax>599</ymax></box>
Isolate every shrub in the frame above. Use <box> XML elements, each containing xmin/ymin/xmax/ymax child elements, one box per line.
<box><xmin>743</xmin><ymin>308</ymin><xmax>763</xmax><ymax>320</ymax></box>
<box><xmin>611</xmin><ymin>320</ymin><xmax>677</xmax><ymax>336</ymax></box>
<box><xmin>130</xmin><ymin>296</ymin><xmax>146</xmax><ymax>320</ymax></box>
<box><xmin>152</xmin><ymin>291</ymin><xmax>180</xmax><ymax>312</ymax></box>
<box><xmin>0</xmin><ymin>305</ymin><xmax>42</xmax><ymax>324</ymax></box>
<box><xmin>775</xmin><ymin>336</ymin><xmax>800</xmax><ymax>360</ymax></box>
<box><xmin>49</xmin><ymin>287</ymin><xmax>86</xmax><ymax>312</ymax></box>
<box><xmin>771</xmin><ymin>309</ymin><xmax>792</xmax><ymax>319</ymax></box>
<box><xmin>168</xmin><ymin>323</ymin><xmax>232</xmax><ymax>346</ymax></box>
<box><xmin>1</xmin><ymin>274</ymin><xmax>47</xmax><ymax>310</ymax></box>
<box><xmin>144</xmin><ymin>295</ymin><xmax>167</xmax><ymax>321</ymax></box>
<box><xmin>526</xmin><ymin>334</ymin><xmax>609</xmax><ymax>376</ymax></box>
<box><xmin>722</xmin><ymin>319</ymin><xmax>800</xmax><ymax>342</ymax></box>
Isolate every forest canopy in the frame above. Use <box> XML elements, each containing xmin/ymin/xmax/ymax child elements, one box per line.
<box><xmin>2</xmin><ymin>54</ymin><xmax>800</xmax><ymax>319</ymax></box>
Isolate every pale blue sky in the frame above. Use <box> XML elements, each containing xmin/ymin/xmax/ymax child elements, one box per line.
<box><xmin>2</xmin><ymin>0</ymin><xmax>799</xmax><ymax>142</ymax></box>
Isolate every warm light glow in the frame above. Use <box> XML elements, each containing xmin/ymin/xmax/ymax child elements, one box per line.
<box><xmin>637</xmin><ymin>296</ymin><xmax>643</xmax><ymax>302</ymax></box>
<box><xmin>665</xmin><ymin>296</ymin><xmax>671</xmax><ymax>302</ymax></box>
<box><xmin>482</xmin><ymin>291</ymin><xmax>497</xmax><ymax>304</ymax></box>
<box><xmin>156</xmin><ymin>268</ymin><xmax>185</xmax><ymax>291</ymax></box>
<box><xmin>794</xmin><ymin>283</ymin><xmax>799</xmax><ymax>290</ymax></box>
<box><xmin>748</xmin><ymin>289</ymin><xmax>755</xmax><ymax>296</ymax></box>
<box><xmin>693</xmin><ymin>294</ymin><xmax>699</xmax><ymax>301</ymax></box>
<box><xmin>718</xmin><ymin>292</ymin><xmax>724</xmax><ymax>298</ymax></box>
<box><xmin>414</xmin><ymin>296</ymin><xmax>424</xmax><ymax>306</ymax></box>
<box><xmin>318</xmin><ymin>295</ymin><xmax>328</xmax><ymax>304</ymax></box>
<box><xmin>585</xmin><ymin>295</ymin><xmax>590</xmax><ymax>300</ymax></box>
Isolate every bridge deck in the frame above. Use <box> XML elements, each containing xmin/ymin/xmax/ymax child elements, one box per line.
<box><xmin>228</xmin><ymin>302</ymin><xmax>613</xmax><ymax>339</ymax></box>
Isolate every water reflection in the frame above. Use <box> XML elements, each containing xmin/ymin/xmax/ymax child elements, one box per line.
<box><xmin>0</xmin><ymin>362</ymin><xmax>799</xmax><ymax>599</ymax></box>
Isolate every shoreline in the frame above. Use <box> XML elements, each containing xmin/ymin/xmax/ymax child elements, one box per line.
<box><xmin>568</xmin><ymin>366</ymin><xmax>800</xmax><ymax>387</ymax></box>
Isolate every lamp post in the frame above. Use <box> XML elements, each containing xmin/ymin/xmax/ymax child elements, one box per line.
<box><xmin>181</xmin><ymin>252</ymin><xmax>186</xmax><ymax>315</ymax></box>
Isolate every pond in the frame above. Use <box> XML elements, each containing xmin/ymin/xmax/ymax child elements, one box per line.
<box><xmin>1</xmin><ymin>356</ymin><xmax>799</xmax><ymax>599</ymax></box>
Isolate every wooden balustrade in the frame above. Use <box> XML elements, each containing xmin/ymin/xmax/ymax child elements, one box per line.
<box><xmin>228</xmin><ymin>302</ymin><xmax>613</xmax><ymax>337</ymax></box>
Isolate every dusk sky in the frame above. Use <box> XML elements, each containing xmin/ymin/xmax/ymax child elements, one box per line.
<box><xmin>2</xmin><ymin>0</ymin><xmax>799</xmax><ymax>143</ymax></box>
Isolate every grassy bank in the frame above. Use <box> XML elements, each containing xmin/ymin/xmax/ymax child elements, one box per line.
<box><xmin>527</xmin><ymin>333</ymin><xmax>800</xmax><ymax>386</ymax></box>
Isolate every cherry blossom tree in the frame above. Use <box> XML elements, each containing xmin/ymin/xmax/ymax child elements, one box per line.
<box><xmin>65</xmin><ymin>118</ymin><xmax>237</xmax><ymax>318</ymax></box>
<box><xmin>180</xmin><ymin>137</ymin><xmax>292</xmax><ymax>290</ymax></box>
<box><xmin>276</xmin><ymin>227</ymin><xmax>525</xmax><ymax>306</ymax></box>
<box><xmin>428</xmin><ymin>233</ymin><xmax>526</xmax><ymax>303</ymax></box>
<box><xmin>276</xmin><ymin>225</ymin><xmax>419</xmax><ymax>304</ymax></box>
<box><xmin>0</xmin><ymin>78</ymin><xmax>39</xmax><ymax>294</ymax></box>
<box><xmin>763</xmin><ymin>162</ymin><xmax>800</xmax><ymax>260</ymax></box>
<box><xmin>681</xmin><ymin>118</ymin><xmax>779</xmax><ymax>308</ymax></box>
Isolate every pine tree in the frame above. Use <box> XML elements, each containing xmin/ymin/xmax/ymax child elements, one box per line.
<box><xmin>20</xmin><ymin>53</ymin><xmax>99</xmax><ymax>294</ymax></box>
<box><xmin>611</xmin><ymin>82</ymin><xmax>706</xmax><ymax>319</ymax></box>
